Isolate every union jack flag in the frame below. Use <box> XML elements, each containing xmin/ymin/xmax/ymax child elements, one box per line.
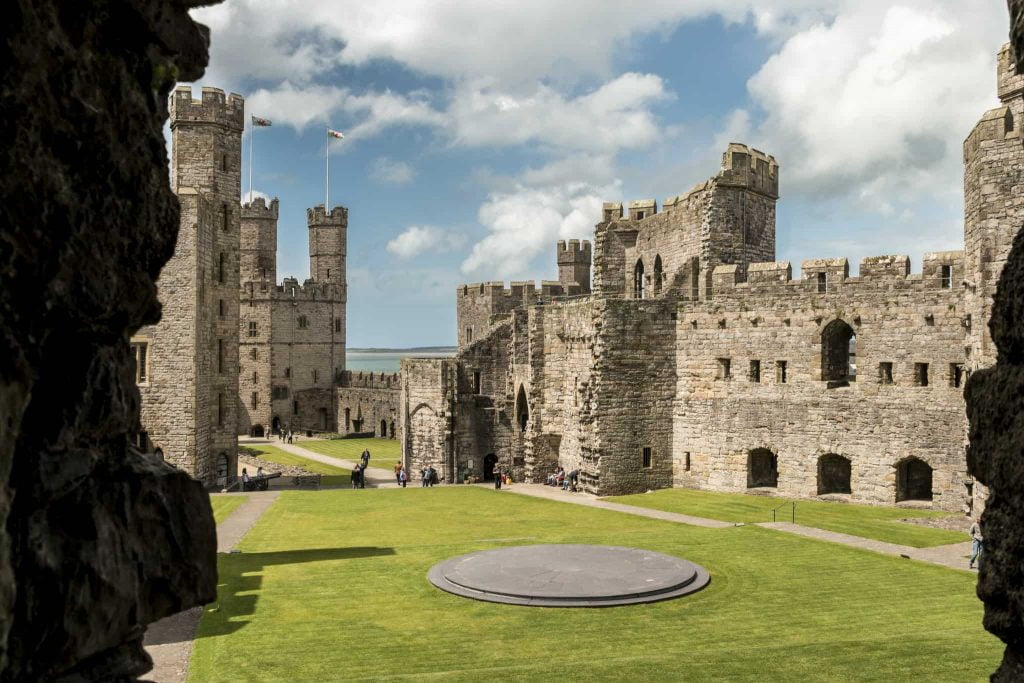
<box><xmin>327</xmin><ymin>128</ymin><xmax>345</xmax><ymax>139</ymax></box>
<box><xmin>251</xmin><ymin>116</ymin><xmax>272</xmax><ymax>127</ymax></box>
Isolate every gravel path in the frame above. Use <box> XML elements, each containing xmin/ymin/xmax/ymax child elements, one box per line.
<box><xmin>143</xmin><ymin>491</ymin><xmax>280</xmax><ymax>683</ymax></box>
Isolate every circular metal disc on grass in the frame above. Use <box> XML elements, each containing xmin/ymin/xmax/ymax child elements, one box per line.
<box><xmin>427</xmin><ymin>544</ymin><xmax>710</xmax><ymax>607</ymax></box>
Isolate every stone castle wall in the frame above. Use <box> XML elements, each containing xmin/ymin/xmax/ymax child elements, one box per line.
<box><xmin>400</xmin><ymin>358</ymin><xmax>456</xmax><ymax>481</ymax></box>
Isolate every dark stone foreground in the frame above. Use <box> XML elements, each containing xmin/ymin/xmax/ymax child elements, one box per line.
<box><xmin>0</xmin><ymin>1</ymin><xmax>219</xmax><ymax>679</ymax></box>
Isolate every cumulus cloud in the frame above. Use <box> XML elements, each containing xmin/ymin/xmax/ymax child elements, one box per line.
<box><xmin>370</xmin><ymin>157</ymin><xmax>417</xmax><ymax>185</ymax></box>
<box><xmin>387</xmin><ymin>226</ymin><xmax>467</xmax><ymax>260</ymax></box>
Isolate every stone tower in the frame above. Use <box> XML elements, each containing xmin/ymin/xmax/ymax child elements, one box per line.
<box><xmin>964</xmin><ymin>43</ymin><xmax>1024</xmax><ymax>371</ymax></box>
<box><xmin>308</xmin><ymin>204</ymin><xmax>348</xmax><ymax>384</ymax></box>
<box><xmin>238</xmin><ymin>197</ymin><xmax>279</xmax><ymax>436</ymax></box>
<box><xmin>557</xmin><ymin>239</ymin><xmax>592</xmax><ymax>293</ymax></box>
<box><xmin>169</xmin><ymin>85</ymin><xmax>244</xmax><ymax>482</ymax></box>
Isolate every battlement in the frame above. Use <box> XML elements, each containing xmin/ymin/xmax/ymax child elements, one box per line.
<box><xmin>458</xmin><ymin>279</ymin><xmax>580</xmax><ymax>303</ymax></box>
<box><xmin>998</xmin><ymin>42</ymin><xmax>1024</xmax><ymax>102</ymax></box>
<box><xmin>307</xmin><ymin>205</ymin><xmax>348</xmax><ymax>225</ymax></box>
<box><xmin>274</xmin><ymin>276</ymin><xmax>343</xmax><ymax>300</ymax></box>
<box><xmin>716</xmin><ymin>142</ymin><xmax>779</xmax><ymax>198</ymax></box>
<box><xmin>338</xmin><ymin>370</ymin><xmax>401</xmax><ymax>390</ymax></box>
<box><xmin>557</xmin><ymin>239</ymin><xmax>592</xmax><ymax>264</ymax></box>
<box><xmin>602</xmin><ymin>202</ymin><xmax>623</xmax><ymax>222</ymax></box>
<box><xmin>702</xmin><ymin>251</ymin><xmax>965</xmax><ymax>299</ymax></box>
<box><xmin>170</xmin><ymin>86</ymin><xmax>245</xmax><ymax>131</ymax></box>
<box><xmin>628</xmin><ymin>199</ymin><xmax>657</xmax><ymax>220</ymax></box>
<box><xmin>241</xmin><ymin>196</ymin><xmax>280</xmax><ymax>219</ymax></box>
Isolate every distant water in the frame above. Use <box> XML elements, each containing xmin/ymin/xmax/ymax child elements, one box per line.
<box><xmin>346</xmin><ymin>350</ymin><xmax>454</xmax><ymax>372</ymax></box>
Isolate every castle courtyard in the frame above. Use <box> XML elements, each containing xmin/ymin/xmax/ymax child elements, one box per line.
<box><xmin>177</xmin><ymin>476</ymin><xmax>997</xmax><ymax>681</ymax></box>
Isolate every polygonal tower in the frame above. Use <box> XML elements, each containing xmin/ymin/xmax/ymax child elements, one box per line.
<box><xmin>307</xmin><ymin>204</ymin><xmax>348</xmax><ymax>379</ymax></box>
<box><xmin>557</xmin><ymin>239</ymin><xmax>592</xmax><ymax>294</ymax></box>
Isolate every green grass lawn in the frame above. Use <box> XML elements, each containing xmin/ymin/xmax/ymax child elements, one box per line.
<box><xmin>241</xmin><ymin>445</ymin><xmax>351</xmax><ymax>487</ymax></box>
<box><xmin>209</xmin><ymin>495</ymin><xmax>245</xmax><ymax>525</ymax></box>
<box><xmin>189</xmin><ymin>487</ymin><xmax>999</xmax><ymax>681</ymax></box>
<box><xmin>293</xmin><ymin>437</ymin><xmax>401</xmax><ymax>467</ymax></box>
<box><xmin>604</xmin><ymin>488</ymin><xmax>965</xmax><ymax>548</ymax></box>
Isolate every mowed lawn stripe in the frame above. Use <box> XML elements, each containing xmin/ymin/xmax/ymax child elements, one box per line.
<box><xmin>604</xmin><ymin>488</ymin><xmax>966</xmax><ymax>547</ymax></box>
<box><xmin>189</xmin><ymin>487</ymin><xmax>997</xmax><ymax>681</ymax></box>
<box><xmin>208</xmin><ymin>495</ymin><xmax>245</xmax><ymax>525</ymax></box>
<box><xmin>240</xmin><ymin>444</ymin><xmax>351</xmax><ymax>486</ymax></box>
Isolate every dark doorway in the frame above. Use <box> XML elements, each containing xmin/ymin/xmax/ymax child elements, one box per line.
<box><xmin>821</xmin><ymin>319</ymin><xmax>856</xmax><ymax>384</ymax></box>
<box><xmin>634</xmin><ymin>259</ymin><xmax>645</xmax><ymax>299</ymax></box>
<box><xmin>272</xmin><ymin>416</ymin><xmax>281</xmax><ymax>435</ymax></box>
<box><xmin>319</xmin><ymin>408</ymin><xmax>328</xmax><ymax>430</ymax></box>
<box><xmin>817</xmin><ymin>453</ymin><xmax>852</xmax><ymax>494</ymax></box>
<box><xmin>653</xmin><ymin>255</ymin><xmax>662</xmax><ymax>296</ymax></box>
<box><xmin>515</xmin><ymin>386</ymin><xmax>529</xmax><ymax>432</ymax></box>
<box><xmin>380</xmin><ymin>419</ymin><xmax>387</xmax><ymax>437</ymax></box>
<box><xmin>483</xmin><ymin>453</ymin><xmax>498</xmax><ymax>482</ymax></box>
<box><xmin>389</xmin><ymin>421</ymin><xmax>395</xmax><ymax>439</ymax></box>
<box><xmin>747</xmin><ymin>448</ymin><xmax>778</xmax><ymax>488</ymax></box>
<box><xmin>896</xmin><ymin>457</ymin><xmax>933</xmax><ymax>501</ymax></box>
<box><xmin>252</xmin><ymin>424</ymin><xmax>264</xmax><ymax>438</ymax></box>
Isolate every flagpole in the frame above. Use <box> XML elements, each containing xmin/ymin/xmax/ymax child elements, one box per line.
<box><xmin>248</xmin><ymin>118</ymin><xmax>254</xmax><ymax>205</ymax></box>
<box><xmin>325</xmin><ymin>127</ymin><xmax>330</xmax><ymax>212</ymax></box>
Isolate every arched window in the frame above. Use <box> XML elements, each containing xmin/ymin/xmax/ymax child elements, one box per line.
<box><xmin>634</xmin><ymin>259</ymin><xmax>645</xmax><ymax>299</ymax></box>
<box><xmin>653</xmin><ymin>255</ymin><xmax>663</xmax><ymax>296</ymax></box>
<box><xmin>821</xmin><ymin>319</ymin><xmax>856</xmax><ymax>384</ymax></box>
<box><xmin>216</xmin><ymin>452</ymin><xmax>229</xmax><ymax>485</ymax></box>
<box><xmin>747</xmin><ymin>448</ymin><xmax>778</xmax><ymax>488</ymax></box>
<box><xmin>817</xmin><ymin>453</ymin><xmax>851</xmax><ymax>494</ymax></box>
<box><xmin>515</xmin><ymin>385</ymin><xmax>530</xmax><ymax>432</ymax></box>
<box><xmin>896</xmin><ymin>457</ymin><xmax>933</xmax><ymax>502</ymax></box>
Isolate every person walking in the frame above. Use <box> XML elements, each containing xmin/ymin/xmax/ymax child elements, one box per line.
<box><xmin>359</xmin><ymin>462</ymin><xmax>367</xmax><ymax>489</ymax></box>
<box><xmin>394</xmin><ymin>461</ymin><xmax>402</xmax><ymax>485</ymax></box>
<box><xmin>970</xmin><ymin>519</ymin><xmax>983</xmax><ymax>569</ymax></box>
<box><xmin>361</xmin><ymin>448</ymin><xmax>371</xmax><ymax>467</ymax></box>
<box><xmin>420</xmin><ymin>468</ymin><xmax>428</xmax><ymax>487</ymax></box>
<box><xmin>351</xmin><ymin>465</ymin><xmax>360</xmax><ymax>489</ymax></box>
<box><xmin>427</xmin><ymin>465</ymin><xmax>436</xmax><ymax>487</ymax></box>
<box><xmin>241</xmin><ymin>468</ymin><xmax>250</xmax><ymax>492</ymax></box>
<box><xmin>399</xmin><ymin>467</ymin><xmax>408</xmax><ymax>488</ymax></box>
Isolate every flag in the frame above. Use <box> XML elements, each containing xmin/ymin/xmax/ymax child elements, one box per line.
<box><xmin>251</xmin><ymin>116</ymin><xmax>272</xmax><ymax>127</ymax></box>
<box><xmin>327</xmin><ymin>128</ymin><xmax>345</xmax><ymax>139</ymax></box>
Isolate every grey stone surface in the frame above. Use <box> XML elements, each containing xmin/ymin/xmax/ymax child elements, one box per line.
<box><xmin>428</xmin><ymin>545</ymin><xmax>710</xmax><ymax>607</ymax></box>
<box><xmin>0</xmin><ymin>1</ymin><xmax>219</xmax><ymax>678</ymax></box>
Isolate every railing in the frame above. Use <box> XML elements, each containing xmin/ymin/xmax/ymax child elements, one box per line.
<box><xmin>770</xmin><ymin>500</ymin><xmax>795</xmax><ymax>524</ymax></box>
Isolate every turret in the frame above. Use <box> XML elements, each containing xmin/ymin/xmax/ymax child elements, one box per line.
<box><xmin>241</xmin><ymin>197</ymin><xmax>279</xmax><ymax>288</ymax></box>
<box><xmin>557</xmin><ymin>239</ymin><xmax>592</xmax><ymax>294</ymax></box>
<box><xmin>307</xmin><ymin>205</ymin><xmax>347</xmax><ymax>285</ymax></box>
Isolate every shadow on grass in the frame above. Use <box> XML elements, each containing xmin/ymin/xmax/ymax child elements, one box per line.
<box><xmin>196</xmin><ymin>546</ymin><xmax>396</xmax><ymax>639</ymax></box>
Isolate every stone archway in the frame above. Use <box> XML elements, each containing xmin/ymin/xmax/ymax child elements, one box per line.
<box><xmin>252</xmin><ymin>424</ymin><xmax>264</xmax><ymax>438</ymax></box>
<box><xmin>821</xmin><ymin>319</ymin><xmax>855</xmax><ymax>383</ymax></box>
<box><xmin>747</xmin><ymin>448</ymin><xmax>778</xmax><ymax>488</ymax></box>
<box><xmin>634</xmin><ymin>259</ymin><xmax>645</xmax><ymax>299</ymax></box>
<box><xmin>817</xmin><ymin>453</ymin><xmax>851</xmax><ymax>494</ymax></box>
<box><xmin>896</xmin><ymin>457</ymin><xmax>933</xmax><ymax>502</ymax></box>
<box><xmin>380</xmin><ymin>419</ymin><xmax>387</xmax><ymax>438</ymax></box>
<box><xmin>272</xmin><ymin>416</ymin><xmax>281</xmax><ymax>435</ymax></box>
<box><xmin>483</xmin><ymin>454</ymin><xmax>498</xmax><ymax>482</ymax></box>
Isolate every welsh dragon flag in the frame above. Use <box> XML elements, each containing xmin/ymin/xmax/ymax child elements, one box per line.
<box><xmin>327</xmin><ymin>128</ymin><xmax>345</xmax><ymax>139</ymax></box>
<box><xmin>251</xmin><ymin>115</ymin><xmax>272</xmax><ymax>127</ymax></box>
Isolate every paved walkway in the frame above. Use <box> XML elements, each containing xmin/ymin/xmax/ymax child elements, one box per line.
<box><xmin>243</xmin><ymin>437</ymin><xmax>399</xmax><ymax>488</ymax></box>
<box><xmin>496</xmin><ymin>483</ymin><xmax>731</xmax><ymax>528</ymax></box>
<box><xmin>143</xmin><ymin>491</ymin><xmax>281</xmax><ymax>683</ymax></box>
<box><xmin>498</xmin><ymin>484</ymin><xmax>974</xmax><ymax>571</ymax></box>
<box><xmin>758</xmin><ymin>522</ymin><xmax>975</xmax><ymax>572</ymax></box>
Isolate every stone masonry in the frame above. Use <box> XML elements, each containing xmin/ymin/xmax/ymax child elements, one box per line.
<box><xmin>399</xmin><ymin>47</ymin><xmax>1022</xmax><ymax>512</ymax></box>
<box><xmin>238</xmin><ymin>201</ymin><xmax>347</xmax><ymax>436</ymax></box>
<box><xmin>135</xmin><ymin>86</ymin><xmax>244</xmax><ymax>487</ymax></box>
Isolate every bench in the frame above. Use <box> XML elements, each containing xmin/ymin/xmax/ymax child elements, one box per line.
<box><xmin>292</xmin><ymin>474</ymin><xmax>322</xmax><ymax>490</ymax></box>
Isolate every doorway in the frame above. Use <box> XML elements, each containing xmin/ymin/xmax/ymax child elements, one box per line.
<box><xmin>483</xmin><ymin>453</ymin><xmax>498</xmax><ymax>481</ymax></box>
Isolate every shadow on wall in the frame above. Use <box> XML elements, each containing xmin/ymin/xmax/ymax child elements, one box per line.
<box><xmin>195</xmin><ymin>546</ymin><xmax>397</xmax><ymax>639</ymax></box>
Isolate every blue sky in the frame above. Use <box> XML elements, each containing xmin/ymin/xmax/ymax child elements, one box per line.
<box><xmin>189</xmin><ymin>0</ymin><xmax>1008</xmax><ymax>347</ymax></box>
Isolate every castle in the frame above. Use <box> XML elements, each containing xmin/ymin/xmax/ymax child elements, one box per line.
<box><xmin>393</xmin><ymin>44</ymin><xmax>1024</xmax><ymax>513</ymax></box>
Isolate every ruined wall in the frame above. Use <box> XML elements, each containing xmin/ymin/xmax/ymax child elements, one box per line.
<box><xmin>0</xmin><ymin>1</ymin><xmax>217</xmax><ymax>677</ymax></box>
<box><xmin>400</xmin><ymin>358</ymin><xmax>457</xmax><ymax>481</ymax></box>
<box><xmin>336</xmin><ymin>387</ymin><xmax>399</xmax><ymax>438</ymax></box>
<box><xmin>676</xmin><ymin>254</ymin><xmax>969</xmax><ymax>511</ymax></box>
<box><xmin>454</xmin><ymin>323</ymin><xmax>515</xmax><ymax>480</ymax></box>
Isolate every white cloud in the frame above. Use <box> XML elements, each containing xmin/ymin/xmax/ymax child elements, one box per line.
<box><xmin>387</xmin><ymin>226</ymin><xmax>467</xmax><ymax>260</ymax></box>
<box><xmin>461</xmin><ymin>178</ymin><xmax>619</xmax><ymax>278</ymax></box>
<box><xmin>370</xmin><ymin>157</ymin><xmax>417</xmax><ymax>185</ymax></box>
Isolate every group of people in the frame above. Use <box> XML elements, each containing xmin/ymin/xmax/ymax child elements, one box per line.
<box><xmin>276</xmin><ymin>429</ymin><xmax>295</xmax><ymax>444</ymax></box>
<box><xmin>240</xmin><ymin>466</ymin><xmax>268</xmax><ymax>491</ymax></box>
<box><xmin>418</xmin><ymin>465</ymin><xmax>438</xmax><ymax>487</ymax></box>
<box><xmin>351</xmin><ymin>448</ymin><xmax>371</xmax><ymax>489</ymax></box>
<box><xmin>545</xmin><ymin>466</ymin><xmax>579</xmax><ymax>492</ymax></box>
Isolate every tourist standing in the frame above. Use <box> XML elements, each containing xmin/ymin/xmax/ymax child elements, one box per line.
<box><xmin>394</xmin><ymin>461</ymin><xmax>402</xmax><ymax>485</ymax></box>
<box><xmin>427</xmin><ymin>465</ymin><xmax>436</xmax><ymax>487</ymax></box>
<box><xmin>399</xmin><ymin>467</ymin><xmax>407</xmax><ymax>488</ymax></box>
<box><xmin>420</xmin><ymin>468</ymin><xmax>428</xmax><ymax>487</ymax></box>
<box><xmin>361</xmin><ymin>448</ymin><xmax>371</xmax><ymax>467</ymax></box>
<box><xmin>242</xmin><ymin>468</ymin><xmax>250</xmax><ymax>492</ymax></box>
<box><xmin>970</xmin><ymin>519</ymin><xmax>983</xmax><ymax>569</ymax></box>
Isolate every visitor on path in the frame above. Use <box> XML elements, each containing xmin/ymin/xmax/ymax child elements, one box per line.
<box><xmin>361</xmin><ymin>448</ymin><xmax>371</xmax><ymax>466</ymax></box>
<box><xmin>351</xmin><ymin>466</ymin><xmax>361</xmax><ymax>489</ymax></box>
<box><xmin>359</xmin><ymin>463</ymin><xmax>367</xmax><ymax>489</ymax></box>
<box><xmin>420</xmin><ymin>468</ymin><xmax>428</xmax><ymax>487</ymax></box>
<box><xmin>970</xmin><ymin>519</ymin><xmax>983</xmax><ymax>569</ymax></box>
<box><xmin>287</xmin><ymin>431</ymin><xmax>293</xmax><ymax>444</ymax></box>
<box><xmin>242</xmin><ymin>468</ymin><xmax>250</xmax><ymax>492</ymax></box>
<box><xmin>394</xmin><ymin>461</ymin><xmax>402</xmax><ymax>485</ymax></box>
<box><xmin>427</xmin><ymin>465</ymin><xmax>436</xmax><ymax>487</ymax></box>
<box><xmin>494</xmin><ymin>469</ymin><xmax>502</xmax><ymax>489</ymax></box>
<box><xmin>564</xmin><ymin>469</ymin><xmax>579</xmax><ymax>492</ymax></box>
<box><xmin>399</xmin><ymin>467</ymin><xmax>408</xmax><ymax>488</ymax></box>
